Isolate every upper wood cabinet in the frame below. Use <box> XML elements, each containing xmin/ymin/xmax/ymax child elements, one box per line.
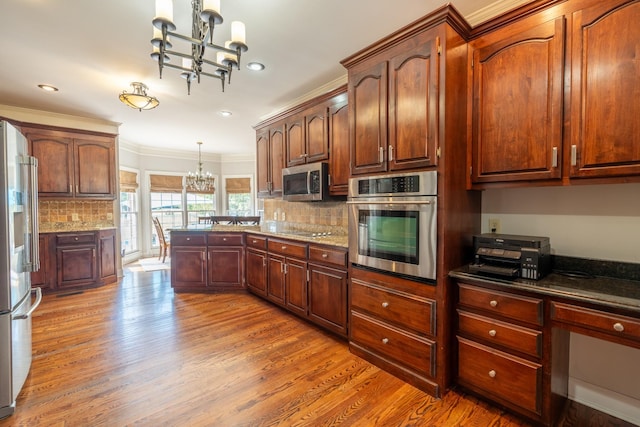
<box><xmin>469</xmin><ymin>0</ymin><xmax>640</xmax><ymax>187</ymax></box>
<box><xmin>569</xmin><ymin>0</ymin><xmax>640</xmax><ymax>179</ymax></box>
<box><xmin>328</xmin><ymin>94</ymin><xmax>350</xmax><ymax>195</ymax></box>
<box><xmin>24</xmin><ymin>127</ymin><xmax>116</xmax><ymax>199</ymax></box>
<box><xmin>468</xmin><ymin>18</ymin><xmax>565</xmax><ymax>184</ymax></box>
<box><xmin>256</xmin><ymin>123</ymin><xmax>285</xmax><ymax>198</ymax></box>
<box><xmin>345</xmin><ymin>26</ymin><xmax>443</xmax><ymax>176</ymax></box>
<box><xmin>285</xmin><ymin>104</ymin><xmax>330</xmax><ymax>167</ymax></box>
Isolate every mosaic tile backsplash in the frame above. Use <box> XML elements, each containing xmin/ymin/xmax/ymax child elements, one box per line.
<box><xmin>38</xmin><ymin>200</ymin><xmax>115</xmax><ymax>231</ymax></box>
<box><xmin>263</xmin><ymin>199</ymin><xmax>348</xmax><ymax>233</ymax></box>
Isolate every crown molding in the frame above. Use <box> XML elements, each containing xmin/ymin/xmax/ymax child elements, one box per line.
<box><xmin>465</xmin><ymin>0</ymin><xmax>534</xmax><ymax>27</ymax></box>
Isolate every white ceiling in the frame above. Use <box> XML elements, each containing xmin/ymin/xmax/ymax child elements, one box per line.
<box><xmin>0</xmin><ymin>0</ymin><xmax>529</xmax><ymax>157</ymax></box>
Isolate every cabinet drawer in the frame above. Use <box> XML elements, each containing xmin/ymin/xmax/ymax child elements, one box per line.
<box><xmin>457</xmin><ymin>337</ymin><xmax>542</xmax><ymax>415</ymax></box>
<box><xmin>458</xmin><ymin>310</ymin><xmax>542</xmax><ymax>358</ymax></box>
<box><xmin>551</xmin><ymin>302</ymin><xmax>640</xmax><ymax>343</ymax></box>
<box><xmin>459</xmin><ymin>283</ymin><xmax>543</xmax><ymax>326</ymax></box>
<box><xmin>56</xmin><ymin>233</ymin><xmax>96</xmax><ymax>246</ymax></box>
<box><xmin>171</xmin><ymin>233</ymin><xmax>206</xmax><ymax>246</ymax></box>
<box><xmin>207</xmin><ymin>233</ymin><xmax>244</xmax><ymax>246</ymax></box>
<box><xmin>351</xmin><ymin>280</ymin><xmax>435</xmax><ymax>336</ymax></box>
<box><xmin>246</xmin><ymin>234</ymin><xmax>267</xmax><ymax>250</ymax></box>
<box><xmin>268</xmin><ymin>238</ymin><xmax>307</xmax><ymax>258</ymax></box>
<box><xmin>351</xmin><ymin>311</ymin><xmax>435</xmax><ymax>378</ymax></box>
<box><xmin>309</xmin><ymin>245</ymin><xmax>347</xmax><ymax>268</ymax></box>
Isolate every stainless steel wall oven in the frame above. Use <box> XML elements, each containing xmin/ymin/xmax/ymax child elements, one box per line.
<box><xmin>347</xmin><ymin>170</ymin><xmax>437</xmax><ymax>280</ymax></box>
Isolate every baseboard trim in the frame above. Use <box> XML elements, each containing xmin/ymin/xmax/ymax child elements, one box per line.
<box><xmin>568</xmin><ymin>377</ymin><xmax>640</xmax><ymax>425</ymax></box>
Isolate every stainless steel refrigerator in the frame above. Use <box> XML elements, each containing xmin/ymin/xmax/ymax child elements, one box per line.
<box><xmin>0</xmin><ymin>120</ymin><xmax>42</xmax><ymax>419</ymax></box>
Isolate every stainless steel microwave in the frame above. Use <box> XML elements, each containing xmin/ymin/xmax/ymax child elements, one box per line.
<box><xmin>282</xmin><ymin>162</ymin><xmax>329</xmax><ymax>202</ymax></box>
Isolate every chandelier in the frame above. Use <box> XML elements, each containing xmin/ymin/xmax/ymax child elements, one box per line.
<box><xmin>186</xmin><ymin>141</ymin><xmax>215</xmax><ymax>192</ymax></box>
<box><xmin>152</xmin><ymin>0</ymin><xmax>248</xmax><ymax>95</ymax></box>
<box><xmin>119</xmin><ymin>82</ymin><xmax>159</xmax><ymax>111</ymax></box>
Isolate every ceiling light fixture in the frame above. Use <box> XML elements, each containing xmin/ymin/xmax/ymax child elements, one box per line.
<box><xmin>186</xmin><ymin>141</ymin><xmax>215</xmax><ymax>192</ymax></box>
<box><xmin>246</xmin><ymin>62</ymin><xmax>265</xmax><ymax>71</ymax></box>
<box><xmin>218</xmin><ymin>110</ymin><xmax>232</xmax><ymax>117</ymax></box>
<box><xmin>38</xmin><ymin>84</ymin><xmax>59</xmax><ymax>92</ymax></box>
<box><xmin>119</xmin><ymin>82</ymin><xmax>160</xmax><ymax>111</ymax></box>
<box><xmin>152</xmin><ymin>0</ymin><xmax>249</xmax><ymax>95</ymax></box>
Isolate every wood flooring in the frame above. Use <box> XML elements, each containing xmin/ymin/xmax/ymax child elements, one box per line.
<box><xmin>1</xmin><ymin>267</ymin><xmax>635</xmax><ymax>426</ymax></box>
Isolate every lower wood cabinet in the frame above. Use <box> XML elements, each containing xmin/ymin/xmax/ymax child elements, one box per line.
<box><xmin>32</xmin><ymin>229</ymin><xmax>117</xmax><ymax>292</ymax></box>
<box><xmin>207</xmin><ymin>233</ymin><xmax>245</xmax><ymax>291</ymax></box>
<box><xmin>246</xmin><ymin>235</ymin><xmax>268</xmax><ymax>296</ymax></box>
<box><xmin>308</xmin><ymin>262</ymin><xmax>348</xmax><ymax>336</ymax></box>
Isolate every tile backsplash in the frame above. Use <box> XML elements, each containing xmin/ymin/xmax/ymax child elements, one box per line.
<box><xmin>264</xmin><ymin>199</ymin><xmax>347</xmax><ymax>230</ymax></box>
<box><xmin>38</xmin><ymin>200</ymin><xmax>115</xmax><ymax>229</ymax></box>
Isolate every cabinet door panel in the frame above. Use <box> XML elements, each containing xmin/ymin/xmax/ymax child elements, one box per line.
<box><xmin>74</xmin><ymin>140</ymin><xmax>115</xmax><ymax>198</ymax></box>
<box><xmin>172</xmin><ymin>247</ymin><xmax>207</xmax><ymax>288</ymax></box>
<box><xmin>99</xmin><ymin>230</ymin><xmax>117</xmax><ymax>281</ymax></box>
<box><xmin>328</xmin><ymin>98</ymin><xmax>349</xmax><ymax>195</ymax></box>
<box><xmin>208</xmin><ymin>247</ymin><xmax>244</xmax><ymax>289</ymax></box>
<box><xmin>256</xmin><ymin>130</ymin><xmax>270</xmax><ymax>197</ymax></box>
<box><xmin>285</xmin><ymin>258</ymin><xmax>307</xmax><ymax>316</ymax></box>
<box><xmin>57</xmin><ymin>246</ymin><xmax>97</xmax><ymax>288</ymax></box>
<box><xmin>267</xmin><ymin>255</ymin><xmax>286</xmax><ymax>305</ymax></box>
<box><xmin>270</xmin><ymin>127</ymin><xmax>285</xmax><ymax>195</ymax></box>
<box><xmin>308</xmin><ymin>263</ymin><xmax>347</xmax><ymax>336</ymax></box>
<box><xmin>389</xmin><ymin>39</ymin><xmax>438</xmax><ymax>170</ymax></box>
<box><xmin>350</xmin><ymin>61</ymin><xmax>388</xmax><ymax>175</ymax></box>
<box><xmin>305</xmin><ymin>106</ymin><xmax>329</xmax><ymax>163</ymax></box>
<box><xmin>570</xmin><ymin>1</ymin><xmax>640</xmax><ymax>178</ymax></box>
<box><xmin>471</xmin><ymin>18</ymin><xmax>565</xmax><ymax>183</ymax></box>
<box><xmin>246</xmin><ymin>249</ymin><xmax>267</xmax><ymax>296</ymax></box>
<box><xmin>29</xmin><ymin>135</ymin><xmax>74</xmax><ymax>197</ymax></box>
<box><xmin>286</xmin><ymin>116</ymin><xmax>306</xmax><ymax>167</ymax></box>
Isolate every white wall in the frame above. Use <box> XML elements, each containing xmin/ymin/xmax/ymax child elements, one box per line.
<box><xmin>482</xmin><ymin>182</ymin><xmax>640</xmax><ymax>424</ymax></box>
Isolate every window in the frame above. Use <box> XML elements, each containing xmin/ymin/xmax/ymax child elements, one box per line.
<box><xmin>120</xmin><ymin>170</ymin><xmax>139</xmax><ymax>256</ymax></box>
<box><xmin>149</xmin><ymin>174</ymin><xmax>184</xmax><ymax>248</ymax></box>
<box><xmin>186</xmin><ymin>192</ymin><xmax>215</xmax><ymax>224</ymax></box>
<box><xmin>225</xmin><ymin>176</ymin><xmax>253</xmax><ymax>216</ymax></box>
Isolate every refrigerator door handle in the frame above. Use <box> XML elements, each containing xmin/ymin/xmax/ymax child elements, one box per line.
<box><xmin>14</xmin><ymin>287</ymin><xmax>42</xmax><ymax>320</ymax></box>
<box><xmin>20</xmin><ymin>155</ymin><xmax>39</xmax><ymax>272</ymax></box>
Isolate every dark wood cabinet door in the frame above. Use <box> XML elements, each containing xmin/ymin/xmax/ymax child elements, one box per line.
<box><xmin>305</xmin><ymin>104</ymin><xmax>329</xmax><ymax>163</ymax></box>
<box><xmin>349</xmin><ymin>61</ymin><xmax>388</xmax><ymax>175</ymax></box>
<box><xmin>31</xmin><ymin>234</ymin><xmax>52</xmax><ymax>290</ymax></box>
<box><xmin>388</xmin><ymin>38</ymin><xmax>439</xmax><ymax>171</ymax></box>
<box><xmin>308</xmin><ymin>263</ymin><xmax>348</xmax><ymax>336</ymax></box>
<box><xmin>269</xmin><ymin>126</ymin><xmax>285</xmax><ymax>196</ymax></box>
<box><xmin>470</xmin><ymin>18</ymin><xmax>565</xmax><ymax>184</ymax></box>
<box><xmin>57</xmin><ymin>246</ymin><xmax>98</xmax><ymax>288</ymax></box>
<box><xmin>328</xmin><ymin>97</ymin><xmax>349</xmax><ymax>195</ymax></box>
<box><xmin>285</xmin><ymin>258</ymin><xmax>308</xmax><ymax>316</ymax></box>
<box><xmin>246</xmin><ymin>249</ymin><xmax>267</xmax><ymax>296</ymax></box>
<box><xmin>207</xmin><ymin>246</ymin><xmax>244</xmax><ymax>290</ymax></box>
<box><xmin>74</xmin><ymin>139</ymin><xmax>116</xmax><ymax>198</ymax></box>
<box><xmin>171</xmin><ymin>247</ymin><xmax>207</xmax><ymax>289</ymax></box>
<box><xmin>569</xmin><ymin>0</ymin><xmax>640</xmax><ymax>178</ymax></box>
<box><xmin>256</xmin><ymin>130</ymin><xmax>270</xmax><ymax>197</ymax></box>
<box><xmin>99</xmin><ymin>229</ymin><xmax>117</xmax><ymax>283</ymax></box>
<box><xmin>267</xmin><ymin>254</ymin><xmax>286</xmax><ymax>306</ymax></box>
<box><xmin>285</xmin><ymin>115</ymin><xmax>306</xmax><ymax>167</ymax></box>
<box><xmin>28</xmin><ymin>133</ymin><xmax>74</xmax><ymax>197</ymax></box>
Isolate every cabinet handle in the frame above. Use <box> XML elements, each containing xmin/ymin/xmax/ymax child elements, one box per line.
<box><xmin>489</xmin><ymin>300</ymin><xmax>498</xmax><ymax>308</ymax></box>
<box><xmin>388</xmin><ymin>145</ymin><xmax>394</xmax><ymax>162</ymax></box>
<box><xmin>381</xmin><ymin>338</ymin><xmax>389</xmax><ymax>345</ymax></box>
<box><xmin>381</xmin><ymin>302</ymin><xmax>389</xmax><ymax>308</ymax></box>
<box><xmin>613</xmin><ymin>322</ymin><xmax>625</xmax><ymax>332</ymax></box>
<box><xmin>571</xmin><ymin>145</ymin><xmax>577</xmax><ymax>166</ymax></box>
<box><xmin>284</xmin><ymin>264</ymin><xmax>288</xmax><ymax>274</ymax></box>
<box><xmin>69</xmin><ymin>184</ymin><xmax>73</xmax><ymax>193</ymax></box>
<box><xmin>321</xmin><ymin>253</ymin><xmax>328</xmax><ymax>258</ymax></box>
<box><xmin>488</xmin><ymin>370</ymin><xmax>496</xmax><ymax>378</ymax></box>
<box><xmin>552</xmin><ymin>147</ymin><xmax>558</xmax><ymax>168</ymax></box>
<box><xmin>262</xmin><ymin>258</ymin><xmax>266</xmax><ymax>267</ymax></box>
<box><xmin>76</xmin><ymin>185</ymin><xmax>79</xmax><ymax>193</ymax></box>
<box><xmin>488</xmin><ymin>329</ymin><xmax>497</xmax><ymax>337</ymax></box>
<box><xmin>281</xmin><ymin>246</ymin><xmax>287</xmax><ymax>250</ymax></box>
<box><xmin>379</xmin><ymin>146</ymin><xmax>384</xmax><ymax>163</ymax></box>
<box><xmin>252</xmin><ymin>240</ymin><xmax>257</xmax><ymax>244</ymax></box>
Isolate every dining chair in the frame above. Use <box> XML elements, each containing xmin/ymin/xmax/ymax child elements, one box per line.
<box><xmin>211</xmin><ymin>216</ymin><xmax>237</xmax><ymax>225</ymax></box>
<box><xmin>234</xmin><ymin>216</ymin><xmax>261</xmax><ymax>225</ymax></box>
<box><xmin>152</xmin><ymin>217</ymin><xmax>171</xmax><ymax>263</ymax></box>
<box><xmin>198</xmin><ymin>216</ymin><xmax>213</xmax><ymax>224</ymax></box>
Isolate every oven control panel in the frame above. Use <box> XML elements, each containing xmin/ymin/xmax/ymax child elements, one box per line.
<box><xmin>350</xmin><ymin>170</ymin><xmax>437</xmax><ymax>197</ymax></box>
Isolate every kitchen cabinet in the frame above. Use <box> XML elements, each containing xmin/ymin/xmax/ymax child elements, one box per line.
<box><xmin>327</xmin><ymin>94</ymin><xmax>349</xmax><ymax>195</ymax></box>
<box><xmin>268</xmin><ymin>238</ymin><xmax>308</xmax><ymax>315</ymax></box>
<box><xmin>23</xmin><ymin>126</ymin><xmax>116</xmax><ymax>199</ymax></box>
<box><xmin>350</xmin><ymin>266</ymin><xmax>438</xmax><ymax>395</ymax></box>
<box><xmin>171</xmin><ymin>233</ymin><xmax>207</xmax><ymax>291</ymax></box>
<box><xmin>468</xmin><ymin>0</ymin><xmax>640</xmax><ymax>187</ymax></box>
<box><xmin>256</xmin><ymin>123</ymin><xmax>285</xmax><ymax>198</ymax></box>
<box><xmin>207</xmin><ymin>233</ymin><xmax>245</xmax><ymax>291</ymax></box>
<box><xmin>285</xmin><ymin>104</ymin><xmax>330</xmax><ymax>167</ymax></box>
<box><xmin>568</xmin><ymin>0</ymin><xmax>640</xmax><ymax>179</ymax></box>
<box><xmin>245</xmin><ymin>234</ymin><xmax>268</xmax><ymax>297</ymax></box>
<box><xmin>468</xmin><ymin>17</ymin><xmax>565</xmax><ymax>184</ymax></box>
<box><xmin>56</xmin><ymin>232</ymin><xmax>98</xmax><ymax>289</ymax></box>
<box><xmin>344</xmin><ymin>26</ymin><xmax>442</xmax><ymax>175</ymax></box>
<box><xmin>31</xmin><ymin>234</ymin><xmax>54</xmax><ymax>291</ymax></box>
<box><xmin>308</xmin><ymin>244</ymin><xmax>348</xmax><ymax>336</ymax></box>
<box><xmin>99</xmin><ymin>229</ymin><xmax>117</xmax><ymax>284</ymax></box>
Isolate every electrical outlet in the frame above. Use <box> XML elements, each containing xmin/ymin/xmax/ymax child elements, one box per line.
<box><xmin>72</xmin><ymin>213</ymin><xmax>79</xmax><ymax>221</ymax></box>
<box><xmin>281</xmin><ymin>212</ymin><xmax>285</xmax><ymax>221</ymax></box>
<box><xmin>488</xmin><ymin>218</ymin><xmax>501</xmax><ymax>234</ymax></box>
<box><xmin>273</xmin><ymin>212</ymin><xmax>278</xmax><ymax>220</ymax></box>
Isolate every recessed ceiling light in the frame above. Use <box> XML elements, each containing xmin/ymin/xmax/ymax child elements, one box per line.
<box><xmin>38</xmin><ymin>84</ymin><xmax>59</xmax><ymax>92</ymax></box>
<box><xmin>218</xmin><ymin>110</ymin><xmax>232</xmax><ymax>117</ymax></box>
<box><xmin>246</xmin><ymin>62</ymin><xmax>265</xmax><ymax>71</ymax></box>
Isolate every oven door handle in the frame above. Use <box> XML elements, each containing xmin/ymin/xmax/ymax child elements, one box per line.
<box><xmin>346</xmin><ymin>200</ymin><xmax>432</xmax><ymax>205</ymax></box>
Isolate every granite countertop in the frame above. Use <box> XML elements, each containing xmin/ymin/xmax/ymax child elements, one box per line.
<box><xmin>40</xmin><ymin>223</ymin><xmax>116</xmax><ymax>233</ymax></box>
<box><xmin>169</xmin><ymin>224</ymin><xmax>349</xmax><ymax>248</ymax></box>
<box><xmin>450</xmin><ymin>264</ymin><xmax>640</xmax><ymax>315</ymax></box>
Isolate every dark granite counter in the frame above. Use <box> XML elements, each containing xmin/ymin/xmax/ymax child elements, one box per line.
<box><xmin>450</xmin><ymin>258</ymin><xmax>640</xmax><ymax>315</ymax></box>
<box><xmin>40</xmin><ymin>224</ymin><xmax>116</xmax><ymax>233</ymax></box>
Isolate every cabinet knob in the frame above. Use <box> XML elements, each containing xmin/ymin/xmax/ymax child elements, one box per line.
<box><xmin>223</xmin><ymin>238</ymin><xmax>227</xmax><ymax>241</ymax></box>
<box><xmin>489</xmin><ymin>300</ymin><xmax>498</xmax><ymax>308</ymax></box>
<box><xmin>322</xmin><ymin>253</ymin><xmax>328</xmax><ymax>258</ymax></box>
<box><xmin>381</xmin><ymin>302</ymin><xmax>389</xmax><ymax>308</ymax></box>
<box><xmin>186</xmin><ymin>237</ymin><xmax>191</xmax><ymax>241</ymax></box>
<box><xmin>488</xmin><ymin>329</ymin><xmax>497</xmax><ymax>337</ymax></box>
<box><xmin>488</xmin><ymin>370</ymin><xmax>496</xmax><ymax>378</ymax></box>
<box><xmin>381</xmin><ymin>338</ymin><xmax>389</xmax><ymax>345</ymax></box>
<box><xmin>282</xmin><ymin>246</ymin><xmax>287</xmax><ymax>250</ymax></box>
<box><xmin>74</xmin><ymin>237</ymin><xmax>79</xmax><ymax>241</ymax></box>
<box><xmin>613</xmin><ymin>322</ymin><xmax>625</xmax><ymax>332</ymax></box>
<box><xmin>252</xmin><ymin>240</ymin><xmax>257</xmax><ymax>244</ymax></box>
